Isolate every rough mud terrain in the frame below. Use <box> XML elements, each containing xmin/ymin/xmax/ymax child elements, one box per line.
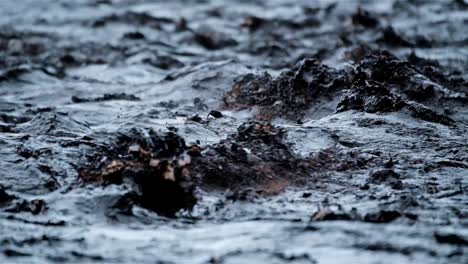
<box><xmin>0</xmin><ymin>0</ymin><xmax>467</xmax><ymax>263</ymax></box>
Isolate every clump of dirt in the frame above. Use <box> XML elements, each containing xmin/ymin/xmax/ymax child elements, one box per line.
<box><xmin>351</xmin><ymin>51</ymin><xmax>430</xmax><ymax>100</ymax></box>
<box><xmin>122</xmin><ymin>31</ymin><xmax>146</xmax><ymax>40</ymax></box>
<box><xmin>80</xmin><ymin>122</ymin><xmax>394</xmax><ymax>207</ymax></box>
<box><xmin>0</xmin><ymin>186</ymin><xmax>14</xmax><ymax>208</ymax></box>
<box><xmin>434</xmin><ymin>233</ymin><xmax>468</xmax><ymax>246</ymax></box>
<box><xmin>225</xmin><ymin>49</ymin><xmax>461</xmax><ymax>126</ymax></box>
<box><xmin>79</xmin><ymin>123</ymin><xmax>318</xmax><ymax>211</ymax></box>
<box><xmin>142</xmin><ymin>55</ymin><xmax>184</xmax><ymax>70</ymax></box>
<box><xmin>71</xmin><ymin>93</ymin><xmax>140</xmax><ymax>103</ymax></box>
<box><xmin>225</xmin><ymin>49</ymin><xmax>457</xmax><ymax>125</ymax></box>
<box><xmin>336</xmin><ymin>77</ymin><xmax>453</xmax><ymax>125</ymax></box>
<box><xmin>1</xmin><ymin>186</ymin><xmax>46</xmax><ymax>215</ymax></box>
<box><xmin>193</xmin><ymin>26</ymin><xmax>238</xmax><ymax>50</ymax></box>
<box><xmin>379</xmin><ymin>26</ymin><xmax>416</xmax><ymax>47</ymax></box>
<box><xmin>311</xmin><ymin>208</ymin><xmax>356</xmax><ymax>221</ymax></box>
<box><xmin>192</xmin><ymin>122</ymin><xmax>311</xmax><ymax>195</ymax></box>
<box><xmin>241</xmin><ymin>16</ymin><xmax>265</xmax><ymax>32</ymax></box>
<box><xmin>311</xmin><ymin>208</ymin><xmax>405</xmax><ymax>224</ymax></box>
<box><xmin>367</xmin><ymin>169</ymin><xmax>403</xmax><ymax>190</ymax></box>
<box><xmin>406</xmin><ymin>52</ymin><xmax>468</xmax><ymax>96</ymax></box>
<box><xmin>336</xmin><ymin>79</ymin><xmax>405</xmax><ymax>113</ymax></box>
<box><xmin>338</xmin><ymin>50</ymin><xmax>457</xmax><ymax>125</ymax></box>
<box><xmin>224</xmin><ymin>58</ymin><xmax>346</xmax><ymax>119</ymax></box>
<box><xmin>92</xmin><ymin>11</ymin><xmax>174</xmax><ymax>29</ymax></box>
<box><xmin>79</xmin><ymin>128</ymin><xmax>197</xmax><ymax>217</ymax></box>
<box><xmin>353</xmin><ymin>50</ymin><xmax>466</xmax><ymax>104</ymax></box>
<box><xmin>5</xmin><ymin>199</ymin><xmax>46</xmax><ymax>215</ymax></box>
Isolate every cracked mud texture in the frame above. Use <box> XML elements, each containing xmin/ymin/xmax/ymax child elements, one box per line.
<box><xmin>0</xmin><ymin>0</ymin><xmax>467</xmax><ymax>263</ymax></box>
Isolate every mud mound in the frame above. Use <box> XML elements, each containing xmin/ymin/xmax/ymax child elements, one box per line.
<box><xmin>226</xmin><ymin>50</ymin><xmax>462</xmax><ymax>126</ymax></box>
<box><xmin>340</xmin><ymin>50</ymin><xmax>460</xmax><ymax>125</ymax></box>
<box><xmin>79</xmin><ymin>123</ymin><xmax>315</xmax><ymax>211</ymax></box>
<box><xmin>0</xmin><ymin>186</ymin><xmax>14</xmax><ymax>208</ymax></box>
<box><xmin>193</xmin><ymin>122</ymin><xmax>311</xmax><ymax>194</ymax></box>
<box><xmin>224</xmin><ymin>59</ymin><xmax>346</xmax><ymax>119</ymax></box>
<box><xmin>79</xmin><ymin>128</ymin><xmax>196</xmax><ymax>217</ymax></box>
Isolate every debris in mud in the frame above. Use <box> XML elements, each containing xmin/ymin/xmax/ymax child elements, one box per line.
<box><xmin>455</xmin><ymin>0</ymin><xmax>468</xmax><ymax>8</ymax></box>
<box><xmin>350</xmin><ymin>51</ymin><xmax>429</xmax><ymax>99</ymax></box>
<box><xmin>363</xmin><ymin>210</ymin><xmax>402</xmax><ymax>223</ymax></box>
<box><xmin>79</xmin><ymin>121</ymin><xmax>319</xmax><ymax>213</ymax></box>
<box><xmin>434</xmin><ymin>233</ymin><xmax>468</xmax><ymax>246</ymax></box>
<box><xmin>142</xmin><ymin>55</ymin><xmax>184</xmax><ymax>70</ymax></box>
<box><xmin>379</xmin><ymin>25</ymin><xmax>433</xmax><ymax>48</ymax></box>
<box><xmin>379</xmin><ymin>26</ymin><xmax>414</xmax><ymax>47</ymax></box>
<box><xmin>5</xmin><ymin>199</ymin><xmax>46</xmax><ymax>215</ymax></box>
<box><xmin>122</xmin><ymin>31</ymin><xmax>146</xmax><ymax>40</ymax></box>
<box><xmin>3</xmin><ymin>249</ymin><xmax>31</xmax><ymax>257</ymax></box>
<box><xmin>92</xmin><ymin>11</ymin><xmax>173</xmax><ymax>29</ymax></box>
<box><xmin>26</xmin><ymin>199</ymin><xmax>45</xmax><ymax>215</ymax></box>
<box><xmin>338</xmin><ymin>51</ymin><xmax>456</xmax><ymax>125</ymax></box>
<box><xmin>0</xmin><ymin>122</ymin><xmax>13</xmax><ymax>133</ymax></box>
<box><xmin>192</xmin><ymin>122</ymin><xmax>311</xmax><ymax>194</ymax></box>
<box><xmin>0</xmin><ymin>67</ymin><xmax>31</xmax><ymax>82</ymax></box>
<box><xmin>193</xmin><ymin>26</ymin><xmax>238</xmax><ymax>50</ymax></box>
<box><xmin>71</xmin><ymin>93</ymin><xmax>140</xmax><ymax>103</ymax></box>
<box><xmin>225</xmin><ymin>49</ymin><xmax>459</xmax><ymax>125</ymax></box>
<box><xmin>242</xmin><ymin>16</ymin><xmax>265</xmax><ymax>32</ymax></box>
<box><xmin>191</xmin><ymin>128</ymin><xmax>382</xmax><ymax>200</ymax></box>
<box><xmin>367</xmin><ymin>169</ymin><xmax>403</xmax><ymax>190</ymax></box>
<box><xmin>0</xmin><ymin>186</ymin><xmax>14</xmax><ymax>207</ymax></box>
<box><xmin>60</xmin><ymin>54</ymin><xmax>78</xmax><ymax>66</ymax></box>
<box><xmin>208</xmin><ymin>110</ymin><xmax>223</xmax><ymax>119</ymax></box>
<box><xmin>336</xmin><ymin>79</ymin><xmax>405</xmax><ymax>114</ymax></box>
<box><xmin>311</xmin><ymin>208</ymin><xmax>403</xmax><ymax>224</ymax></box>
<box><xmin>188</xmin><ymin>114</ymin><xmax>204</xmax><ymax>123</ymax></box>
<box><xmin>79</xmin><ymin>128</ymin><xmax>196</xmax><ymax>217</ymax></box>
<box><xmin>311</xmin><ymin>208</ymin><xmax>354</xmax><ymax>221</ymax></box>
<box><xmin>224</xmin><ymin>59</ymin><xmax>345</xmax><ymax>119</ymax></box>
<box><xmin>175</xmin><ymin>17</ymin><xmax>188</xmax><ymax>31</ymax></box>
<box><xmin>351</xmin><ymin>8</ymin><xmax>379</xmax><ymax>28</ymax></box>
<box><xmin>404</xmin><ymin>103</ymin><xmax>455</xmax><ymax>126</ymax></box>
<box><xmin>407</xmin><ymin>52</ymin><xmax>468</xmax><ymax>95</ymax></box>
<box><xmin>17</xmin><ymin>111</ymin><xmax>90</xmax><ymax>137</ymax></box>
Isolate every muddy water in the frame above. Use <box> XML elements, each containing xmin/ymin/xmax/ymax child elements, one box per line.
<box><xmin>0</xmin><ymin>0</ymin><xmax>467</xmax><ymax>263</ymax></box>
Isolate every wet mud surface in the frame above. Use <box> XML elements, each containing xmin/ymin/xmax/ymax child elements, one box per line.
<box><xmin>0</xmin><ymin>0</ymin><xmax>467</xmax><ymax>263</ymax></box>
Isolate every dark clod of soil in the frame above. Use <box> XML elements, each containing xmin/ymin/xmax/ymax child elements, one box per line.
<box><xmin>122</xmin><ymin>31</ymin><xmax>146</xmax><ymax>40</ymax></box>
<box><xmin>0</xmin><ymin>186</ymin><xmax>14</xmax><ymax>207</ymax></box>
<box><xmin>224</xmin><ymin>58</ymin><xmax>346</xmax><ymax>119</ymax></box>
<box><xmin>367</xmin><ymin>169</ymin><xmax>403</xmax><ymax>190</ymax></box>
<box><xmin>311</xmin><ymin>208</ymin><xmax>403</xmax><ymax>224</ymax></box>
<box><xmin>311</xmin><ymin>208</ymin><xmax>355</xmax><ymax>221</ymax></box>
<box><xmin>72</xmin><ymin>93</ymin><xmax>140</xmax><ymax>103</ymax></box>
<box><xmin>208</xmin><ymin>110</ymin><xmax>223</xmax><ymax>118</ymax></box>
<box><xmin>192</xmin><ymin>122</ymin><xmax>310</xmax><ymax>194</ymax></box>
<box><xmin>338</xmin><ymin>51</ymin><xmax>456</xmax><ymax>125</ymax></box>
<box><xmin>336</xmin><ymin>79</ymin><xmax>406</xmax><ymax>114</ymax></box>
<box><xmin>80</xmin><ymin>128</ymin><xmax>197</xmax><ymax>217</ymax></box>
<box><xmin>352</xmin><ymin>8</ymin><xmax>379</xmax><ymax>28</ymax></box>
<box><xmin>225</xmin><ymin>50</ymin><xmax>458</xmax><ymax>126</ymax></box>
<box><xmin>434</xmin><ymin>233</ymin><xmax>468</xmax><ymax>246</ymax></box>
<box><xmin>363</xmin><ymin>210</ymin><xmax>402</xmax><ymax>223</ymax></box>
<box><xmin>242</xmin><ymin>16</ymin><xmax>265</xmax><ymax>32</ymax></box>
<box><xmin>194</xmin><ymin>27</ymin><xmax>238</xmax><ymax>50</ymax></box>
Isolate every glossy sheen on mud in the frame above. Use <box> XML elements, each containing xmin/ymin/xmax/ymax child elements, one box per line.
<box><xmin>0</xmin><ymin>0</ymin><xmax>467</xmax><ymax>263</ymax></box>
